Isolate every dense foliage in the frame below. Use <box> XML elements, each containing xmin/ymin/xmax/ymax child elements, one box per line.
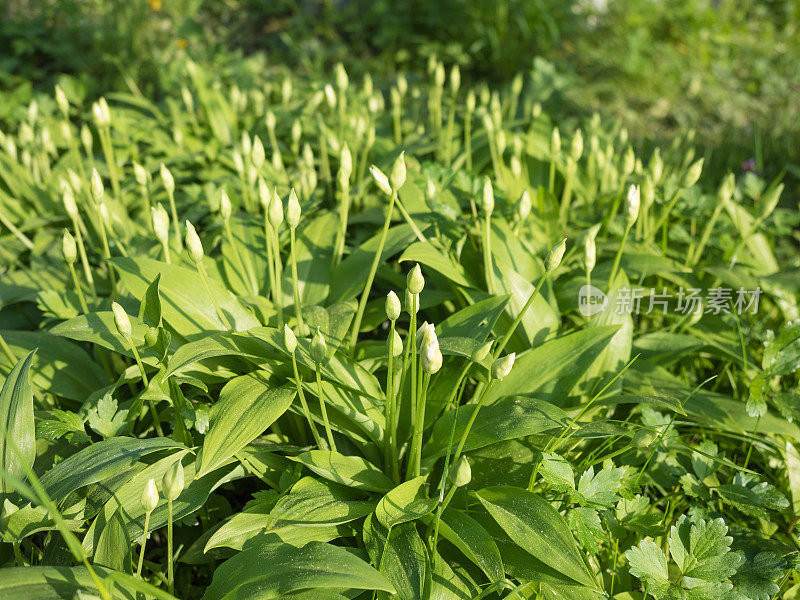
<box><xmin>0</xmin><ymin>53</ymin><xmax>799</xmax><ymax>599</ymax></box>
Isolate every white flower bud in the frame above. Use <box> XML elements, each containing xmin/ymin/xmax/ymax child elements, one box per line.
<box><xmin>584</xmin><ymin>231</ymin><xmax>597</xmax><ymax>273</ymax></box>
<box><xmin>133</xmin><ymin>162</ymin><xmax>148</xmax><ymax>187</ymax></box>
<box><xmin>335</xmin><ymin>63</ymin><xmax>349</xmax><ymax>90</ymax></box>
<box><xmin>55</xmin><ymin>85</ymin><xmax>69</xmax><ymax>116</ymax></box>
<box><xmin>91</xmin><ymin>169</ymin><xmax>104</xmax><ymax>203</ymax></box>
<box><xmin>682</xmin><ymin>158</ymin><xmax>704</xmax><ymax>188</ymax></box>
<box><xmin>571</xmin><ymin>129</ymin><xmax>583</xmax><ymax>161</ymax></box>
<box><xmin>545</xmin><ymin>238</ymin><xmax>566</xmax><ymax>272</ymax></box>
<box><xmin>291</xmin><ymin>120</ymin><xmax>302</xmax><ymax>147</ymax></box>
<box><xmin>324</xmin><ymin>84</ymin><xmax>336</xmax><ymax>108</ymax></box>
<box><xmin>219</xmin><ymin>189</ymin><xmax>231</xmax><ymax>221</ymax></box>
<box><xmin>283</xmin><ymin>324</ymin><xmax>297</xmax><ymax>354</ymax></box>
<box><xmin>62</xmin><ymin>230</ymin><xmax>77</xmax><ymax>264</ymax></box>
<box><xmin>284</xmin><ymin>188</ymin><xmax>301</xmax><ymax>228</ymax></box>
<box><xmin>141</xmin><ymin>478</ymin><xmax>159</xmax><ymax>513</ymax></box>
<box><xmin>649</xmin><ymin>149</ymin><xmax>663</xmax><ymax>183</ymax></box>
<box><xmin>310</xmin><ymin>327</ymin><xmax>327</xmax><ymax>363</ymax></box>
<box><xmin>185</xmin><ymin>220</ymin><xmax>204</xmax><ymax>263</ymax></box>
<box><xmin>450</xmin><ymin>65</ymin><xmax>461</xmax><ymax>94</ymax></box>
<box><xmin>268</xmin><ymin>190</ymin><xmax>284</xmax><ymax>228</ymax></box>
<box><xmin>407</xmin><ymin>264</ymin><xmax>424</xmax><ymax>295</ymax></box>
<box><xmin>370</xmin><ymin>165</ymin><xmax>392</xmax><ymax>196</ymax></box>
<box><xmin>719</xmin><ymin>174</ymin><xmax>735</xmax><ymax>203</ymax></box>
<box><xmin>265</xmin><ymin>111</ymin><xmax>276</xmax><ymax>131</ymax></box>
<box><xmin>152</xmin><ymin>205</ymin><xmax>170</xmax><ymax>245</ymax></box>
<box><xmin>258</xmin><ymin>178</ymin><xmax>271</xmax><ymax>208</ymax></box>
<box><xmin>233</xmin><ymin>151</ymin><xmax>245</xmax><ymax>175</ymax></box>
<box><xmin>386</xmin><ymin>291</ymin><xmax>401</xmax><ymax>321</ymax></box>
<box><xmin>112</xmin><ymin>301</ymin><xmax>132</xmax><ymax>338</ymax></box>
<box><xmin>63</xmin><ymin>189</ymin><xmax>78</xmax><ymax>219</ymax></box>
<box><xmin>340</xmin><ymin>144</ymin><xmax>352</xmax><ymax>180</ymax></box>
<box><xmin>160</xmin><ymin>164</ymin><xmax>174</xmax><ymax>195</ymax></box>
<box><xmin>516</xmin><ymin>190</ymin><xmax>531</xmax><ymax>222</ymax></box>
<box><xmin>252</xmin><ymin>136</ymin><xmax>266</xmax><ymax>169</ymax></box>
<box><xmin>625</xmin><ymin>184</ymin><xmax>640</xmax><ymax>227</ymax></box>
<box><xmin>466</xmin><ymin>90</ymin><xmax>476</xmax><ymax>112</ymax></box>
<box><xmin>491</xmin><ymin>353</ymin><xmax>515</xmax><ymax>380</ymax></box>
<box><xmin>162</xmin><ymin>460</ymin><xmax>185</xmax><ymax>501</ymax></box>
<box><xmin>622</xmin><ymin>147</ymin><xmax>635</xmax><ymax>176</ymax></box>
<box><xmin>420</xmin><ymin>325</ymin><xmax>442</xmax><ymax>374</ymax></box>
<box><xmin>482</xmin><ymin>178</ymin><xmax>494</xmax><ymax>214</ymax></box>
<box><xmin>80</xmin><ymin>125</ymin><xmax>93</xmax><ymax>153</ymax></box>
<box><xmin>551</xmin><ymin>127</ymin><xmax>561</xmax><ymax>154</ymax></box>
<box><xmin>390</xmin><ymin>152</ymin><xmax>406</xmax><ymax>190</ymax></box>
<box><xmin>397</xmin><ymin>73</ymin><xmax>408</xmax><ymax>97</ymax></box>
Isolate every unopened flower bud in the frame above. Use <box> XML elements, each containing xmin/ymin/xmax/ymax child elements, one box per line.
<box><xmin>407</xmin><ymin>264</ymin><xmax>424</xmax><ymax>295</ymax></box>
<box><xmin>649</xmin><ymin>149</ymin><xmax>663</xmax><ymax>183</ymax></box>
<box><xmin>258</xmin><ymin>178</ymin><xmax>271</xmax><ymax>208</ymax></box>
<box><xmin>450</xmin><ymin>65</ymin><xmax>461</xmax><ymax>94</ymax></box>
<box><xmin>286</xmin><ymin>189</ymin><xmax>301</xmax><ymax>228</ymax></box>
<box><xmin>622</xmin><ymin>147</ymin><xmax>635</xmax><ymax>176</ymax></box>
<box><xmin>55</xmin><ymin>85</ymin><xmax>70</xmax><ymax>116</ymax></box>
<box><xmin>571</xmin><ymin>129</ymin><xmax>583</xmax><ymax>161</ymax></box>
<box><xmin>551</xmin><ymin>127</ymin><xmax>561</xmax><ymax>154</ymax></box>
<box><xmin>449</xmin><ymin>455</ymin><xmax>471</xmax><ymax>487</ymax></box>
<box><xmin>284</xmin><ymin>324</ymin><xmax>297</xmax><ymax>354</ymax></box>
<box><xmin>585</xmin><ymin>224</ymin><xmax>600</xmax><ymax>273</ymax></box>
<box><xmin>162</xmin><ymin>460</ymin><xmax>185</xmax><ymax>501</ymax></box>
<box><xmin>760</xmin><ymin>183</ymin><xmax>784</xmax><ymax>218</ymax></box>
<box><xmin>141</xmin><ymin>478</ymin><xmax>159</xmax><ymax>513</ymax></box>
<box><xmin>268</xmin><ymin>191</ymin><xmax>284</xmax><ymax>228</ymax></box>
<box><xmin>63</xmin><ymin>189</ymin><xmax>78</xmax><ymax>219</ymax></box>
<box><xmin>340</xmin><ymin>144</ymin><xmax>352</xmax><ymax>180</ymax></box>
<box><xmin>420</xmin><ymin>325</ymin><xmax>442</xmax><ymax>374</ymax></box>
<box><xmin>625</xmin><ymin>185</ymin><xmax>640</xmax><ymax>227</ymax></box>
<box><xmin>370</xmin><ymin>165</ymin><xmax>392</xmax><ymax>196</ymax></box>
<box><xmin>466</xmin><ymin>90</ymin><xmax>476</xmax><ymax>112</ymax></box>
<box><xmin>482</xmin><ymin>177</ymin><xmax>494</xmax><ymax>214</ymax></box>
<box><xmin>390</xmin><ymin>152</ymin><xmax>406</xmax><ymax>190</ymax></box>
<box><xmin>219</xmin><ymin>189</ymin><xmax>232</xmax><ymax>221</ymax></box>
<box><xmin>516</xmin><ymin>190</ymin><xmax>531</xmax><ymax>222</ymax></box>
<box><xmin>144</xmin><ymin>327</ymin><xmax>159</xmax><ymax>347</ymax></box>
<box><xmin>719</xmin><ymin>174</ymin><xmax>735</xmax><ymax>203</ymax></box>
<box><xmin>62</xmin><ymin>230</ymin><xmax>77</xmax><ymax>264</ymax></box>
<box><xmin>133</xmin><ymin>162</ymin><xmax>148</xmax><ymax>187</ymax></box>
<box><xmin>160</xmin><ymin>164</ymin><xmax>174</xmax><ymax>195</ymax></box>
<box><xmin>152</xmin><ymin>205</ymin><xmax>170</xmax><ymax>245</ymax></box>
<box><xmin>682</xmin><ymin>158</ymin><xmax>704</xmax><ymax>188</ymax></box>
<box><xmin>386</xmin><ymin>291</ymin><xmax>401</xmax><ymax>321</ymax></box>
<box><xmin>252</xmin><ymin>136</ymin><xmax>266</xmax><ymax>169</ymax></box>
<box><xmin>491</xmin><ymin>353</ymin><xmax>515</xmax><ymax>380</ymax></box>
<box><xmin>545</xmin><ymin>238</ymin><xmax>566</xmax><ymax>272</ymax></box>
<box><xmin>185</xmin><ymin>220</ymin><xmax>204</xmax><ymax>263</ymax></box>
<box><xmin>112</xmin><ymin>301</ymin><xmax>132</xmax><ymax>338</ymax></box>
<box><xmin>91</xmin><ymin>169</ymin><xmax>104</xmax><ymax>203</ymax></box>
<box><xmin>310</xmin><ymin>327</ymin><xmax>327</xmax><ymax>363</ymax></box>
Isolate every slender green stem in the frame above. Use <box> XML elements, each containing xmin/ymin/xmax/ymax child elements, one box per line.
<box><xmin>558</xmin><ymin>168</ymin><xmax>574</xmax><ymax>228</ymax></box>
<box><xmin>161</xmin><ymin>239</ymin><xmax>171</xmax><ymax>264</ymax></box>
<box><xmin>315</xmin><ymin>365</ymin><xmax>336</xmax><ymax>451</ymax></box>
<box><xmin>136</xmin><ymin>510</ymin><xmax>151</xmax><ymax>578</ymax></box>
<box><xmin>451</xmin><ymin>381</ymin><xmax>494</xmax><ymax>466</ymax></box>
<box><xmin>166</xmin><ymin>189</ymin><xmax>182</xmax><ymax>250</ymax></box>
<box><xmin>395</xmin><ymin>197</ymin><xmax>427</xmax><ymax>242</ymax></box>
<box><xmin>99</xmin><ymin>128</ymin><xmax>120</xmax><ymax>198</ymax></box>
<box><xmin>289</xmin><ymin>228</ymin><xmax>305</xmax><ymax>333</ymax></box>
<box><xmin>348</xmin><ymin>190</ymin><xmax>397</xmax><ymax>352</ymax></box>
<box><xmin>291</xmin><ymin>353</ymin><xmax>323</xmax><ymax>448</ymax></box>
<box><xmin>385</xmin><ymin>320</ymin><xmax>400</xmax><ymax>481</ymax></box>
<box><xmin>167</xmin><ymin>499</ymin><xmax>175</xmax><ymax>594</ymax></box>
<box><xmin>333</xmin><ymin>183</ymin><xmax>350</xmax><ymax>267</ymax></box>
<box><xmin>483</xmin><ymin>215</ymin><xmax>495</xmax><ymax>294</ymax></box>
<box><xmin>645</xmin><ymin>188</ymin><xmax>681</xmax><ymax>245</ymax></box>
<box><xmin>408</xmin><ymin>372</ymin><xmax>431</xmax><ymax>479</ymax></box>
<box><xmin>0</xmin><ymin>332</ymin><xmax>17</xmax><ymax>363</ymax></box>
<box><xmin>743</xmin><ymin>416</ymin><xmax>761</xmax><ymax>469</ymax></box>
<box><xmin>548</xmin><ymin>158</ymin><xmax>556</xmax><ymax>194</ymax></box>
<box><xmin>607</xmin><ymin>225</ymin><xmax>630</xmax><ymax>289</ymax></box>
<box><xmin>0</xmin><ymin>208</ymin><xmax>34</xmax><ymax>250</ymax></box>
<box><xmin>464</xmin><ymin>109</ymin><xmax>473</xmax><ymax>172</ymax></box>
<box><xmin>127</xmin><ymin>337</ymin><xmax>164</xmax><ymax>437</ymax></box>
<box><xmin>493</xmin><ymin>273</ymin><xmax>547</xmax><ymax>360</ymax></box>
<box><xmin>71</xmin><ymin>216</ymin><xmax>95</xmax><ymax>291</ymax></box>
<box><xmin>264</xmin><ymin>213</ymin><xmax>276</xmax><ymax>307</ymax></box>
<box><xmin>271</xmin><ymin>226</ymin><xmax>284</xmax><ymax>327</ymax></box>
<box><xmin>68</xmin><ymin>263</ymin><xmax>89</xmax><ymax>313</ymax></box>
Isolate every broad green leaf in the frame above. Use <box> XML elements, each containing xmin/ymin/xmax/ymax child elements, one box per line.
<box><xmin>375</xmin><ymin>476</ymin><xmax>437</xmax><ymax>528</ymax></box>
<box><xmin>138</xmin><ymin>273</ymin><xmax>163</xmax><ymax>327</ymax></box>
<box><xmin>163</xmin><ymin>332</ymin><xmax>268</xmax><ymax>378</ymax></box>
<box><xmin>94</xmin><ymin>507</ymin><xmax>132</xmax><ymax>572</ymax></box>
<box><xmin>111</xmin><ymin>257</ymin><xmax>260</xmax><ymax>335</ymax></box>
<box><xmin>475</xmin><ymin>486</ymin><xmax>598</xmax><ymax>589</ymax></box>
<box><xmin>51</xmin><ymin>311</ymin><xmax>151</xmax><ymax>357</ymax></box>
<box><xmin>439</xmin><ymin>507</ymin><xmax>504</xmax><ymax>583</ymax></box>
<box><xmin>625</xmin><ymin>539</ymin><xmax>670</xmax><ymax>598</ymax></box>
<box><xmin>292</xmin><ymin>450</ymin><xmax>393</xmax><ymax>492</ymax></box>
<box><xmin>197</xmin><ymin>373</ymin><xmax>295</xmax><ymax>477</ymax></box>
<box><xmin>0</xmin><ymin>351</ymin><xmax>35</xmax><ymax>494</ymax></box>
<box><xmin>0</xmin><ymin>565</ymin><xmax>163</xmax><ymax>600</ymax></box>
<box><xmin>483</xmin><ymin>326</ymin><xmax>620</xmax><ymax>404</ymax></box>
<box><xmin>364</xmin><ymin>515</ymin><xmax>428</xmax><ymax>600</ymax></box>
<box><xmin>270</xmin><ymin>477</ymin><xmax>374</xmax><ymax>525</ymax></box>
<box><xmin>399</xmin><ymin>241</ymin><xmax>477</xmax><ymax>288</ymax></box>
<box><xmin>538</xmin><ymin>453</ymin><xmax>575</xmax><ymax>493</ymax></box>
<box><xmin>202</xmin><ymin>538</ymin><xmax>394</xmax><ymax>600</ymax></box>
<box><xmin>41</xmin><ymin>436</ymin><xmax>184</xmax><ymax>504</ymax></box>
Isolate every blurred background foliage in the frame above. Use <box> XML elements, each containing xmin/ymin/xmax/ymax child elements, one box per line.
<box><xmin>2</xmin><ymin>0</ymin><xmax>800</xmax><ymax>192</ymax></box>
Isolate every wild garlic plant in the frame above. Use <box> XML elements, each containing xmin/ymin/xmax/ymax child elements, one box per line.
<box><xmin>0</xmin><ymin>58</ymin><xmax>797</xmax><ymax>600</ymax></box>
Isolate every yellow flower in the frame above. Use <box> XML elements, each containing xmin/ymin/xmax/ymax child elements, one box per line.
<box><xmin>148</xmin><ymin>0</ymin><xmax>162</xmax><ymax>11</ymax></box>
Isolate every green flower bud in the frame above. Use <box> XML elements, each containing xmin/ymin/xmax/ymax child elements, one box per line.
<box><xmin>388</xmin><ymin>329</ymin><xmax>403</xmax><ymax>358</ymax></box>
<box><xmin>340</xmin><ymin>144</ymin><xmax>352</xmax><ymax>180</ymax></box>
<box><xmin>219</xmin><ymin>189</ymin><xmax>232</xmax><ymax>221</ymax></box>
<box><xmin>584</xmin><ymin>224</ymin><xmax>600</xmax><ymax>273</ymax></box>
<box><xmin>258</xmin><ymin>178</ymin><xmax>271</xmax><ymax>208</ymax></box>
<box><xmin>390</xmin><ymin>152</ymin><xmax>406</xmax><ymax>190</ymax></box>
<box><xmin>407</xmin><ymin>264</ymin><xmax>424</xmax><ymax>295</ymax></box>
<box><xmin>682</xmin><ymin>158</ymin><xmax>704</xmax><ymax>188</ymax></box>
<box><xmin>252</xmin><ymin>136</ymin><xmax>266</xmax><ymax>169</ymax></box>
<box><xmin>160</xmin><ymin>163</ymin><xmax>174</xmax><ymax>196</ymax></box>
<box><xmin>284</xmin><ymin>324</ymin><xmax>297</xmax><ymax>354</ymax></box>
<box><xmin>482</xmin><ymin>177</ymin><xmax>494</xmax><ymax>215</ymax></box>
<box><xmin>144</xmin><ymin>326</ymin><xmax>159</xmax><ymax>348</ymax></box>
<box><xmin>133</xmin><ymin>162</ymin><xmax>148</xmax><ymax>187</ymax></box>
<box><xmin>625</xmin><ymin>184</ymin><xmax>640</xmax><ymax>227</ymax></box>
<box><xmin>649</xmin><ymin>149</ymin><xmax>663</xmax><ymax>183</ymax></box>
<box><xmin>152</xmin><ymin>205</ymin><xmax>170</xmax><ymax>245</ymax></box>
<box><xmin>286</xmin><ymin>189</ymin><xmax>301</xmax><ymax>228</ymax></box>
<box><xmin>324</xmin><ymin>84</ymin><xmax>336</xmax><ymax>108</ymax></box>
<box><xmin>80</xmin><ymin>125</ymin><xmax>93</xmax><ymax>154</ymax></box>
<box><xmin>449</xmin><ymin>455</ymin><xmax>471</xmax><ymax>487</ymax></box>
<box><xmin>91</xmin><ymin>168</ymin><xmax>104</xmax><ymax>203</ymax></box>
<box><xmin>450</xmin><ymin>65</ymin><xmax>461</xmax><ymax>94</ymax></box>
<box><xmin>545</xmin><ymin>238</ymin><xmax>566</xmax><ymax>272</ymax></box>
<box><xmin>141</xmin><ymin>478</ymin><xmax>159</xmax><ymax>513</ymax></box>
<box><xmin>516</xmin><ymin>190</ymin><xmax>531</xmax><ymax>222</ymax></box>
<box><xmin>111</xmin><ymin>301</ymin><xmax>132</xmax><ymax>338</ymax></box>
<box><xmin>386</xmin><ymin>291</ymin><xmax>401</xmax><ymax>321</ymax></box>
<box><xmin>571</xmin><ymin>129</ymin><xmax>583</xmax><ymax>161</ymax></box>
<box><xmin>265</xmin><ymin>111</ymin><xmax>276</xmax><ymax>131</ymax></box>
<box><xmin>55</xmin><ymin>84</ymin><xmax>70</xmax><ymax>116</ymax></box>
<box><xmin>622</xmin><ymin>147</ymin><xmax>635</xmax><ymax>176</ymax></box>
<box><xmin>466</xmin><ymin>90</ymin><xmax>476</xmax><ymax>113</ymax></box>
<box><xmin>268</xmin><ymin>191</ymin><xmax>284</xmax><ymax>228</ymax></box>
<box><xmin>471</xmin><ymin>341</ymin><xmax>493</xmax><ymax>363</ymax></box>
<box><xmin>370</xmin><ymin>165</ymin><xmax>392</xmax><ymax>196</ymax></box>
<box><xmin>185</xmin><ymin>220</ymin><xmax>204</xmax><ymax>263</ymax></box>
<box><xmin>62</xmin><ymin>230</ymin><xmax>77</xmax><ymax>264</ymax></box>
<box><xmin>491</xmin><ymin>353</ymin><xmax>515</xmax><ymax>380</ymax></box>
<box><xmin>550</xmin><ymin>127</ymin><xmax>561</xmax><ymax>154</ymax></box>
<box><xmin>63</xmin><ymin>188</ymin><xmax>79</xmax><ymax>219</ymax></box>
<box><xmin>162</xmin><ymin>460</ymin><xmax>185</xmax><ymax>501</ymax></box>
<box><xmin>311</xmin><ymin>327</ymin><xmax>327</xmax><ymax>363</ymax></box>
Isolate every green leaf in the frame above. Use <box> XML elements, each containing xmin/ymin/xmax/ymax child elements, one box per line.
<box><xmin>568</xmin><ymin>507</ymin><xmax>603</xmax><ymax>555</ymax></box>
<box><xmin>626</xmin><ymin>539</ymin><xmax>670</xmax><ymax>599</ymax></box>
<box><xmin>475</xmin><ymin>486</ymin><xmax>598</xmax><ymax>589</ymax></box>
<box><xmin>51</xmin><ymin>311</ymin><xmax>151</xmax><ymax>357</ymax></box>
<box><xmin>668</xmin><ymin>516</ymin><xmax>743</xmax><ymax>584</ymax></box>
<box><xmin>437</xmin><ymin>296</ymin><xmax>510</xmax><ymax>342</ymax></box>
<box><xmin>399</xmin><ymin>241</ymin><xmax>477</xmax><ymax>288</ymax></box>
<box><xmin>364</xmin><ymin>515</ymin><xmax>428</xmax><ymax>600</ymax></box>
<box><xmin>717</xmin><ymin>473</ymin><xmax>789</xmax><ymax>517</ymax></box>
<box><xmin>538</xmin><ymin>453</ymin><xmax>575</xmax><ymax>494</ymax></box>
<box><xmin>202</xmin><ymin>538</ymin><xmax>394</xmax><ymax>600</ymax></box>
<box><xmin>270</xmin><ymin>477</ymin><xmax>374</xmax><ymax>526</ymax></box>
<box><xmin>0</xmin><ymin>351</ymin><xmax>35</xmax><ymax>494</ymax></box>
<box><xmin>292</xmin><ymin>450</ymin><xmax>394</xmax><ymax>493</ymax></box>
<box><xmin>0</xmin><ymin>565</ymin><xmax>163</xmax><ymax>600</ymax></box>
<box><xmin>731</xmin><ymin>551</ymin><xmax>785</xmax><ymax>600</ymax></box>
<box><xmin>375</xmin><ymin>476</ymin><xmax>437</xmax><ymax>529</ymax></box>
<box><xmin>87</xmin><ymin>393</ymin><xmax>128</xmax><ymax>438</ymax></box>
<box><xmin>94</xmin><ymin>507</ymin><xmax>132</xmax><ymax>572</ymax></box>
<box><xmin>439</xmin><ymin>507</ymin><xmax>504</xmax><ymax>583</ymax></box>
<box><xmin>110</xmin><ymin>257</ymin><xmax>260</xmax><ymax>335</ymax></box>
<box><xmin>576</xmin><ymin>466</ymin><xmax>626</xmax><ymax>508</ymax></box>
<box><xmin>197</xmin><ymin>373</ymin><xmax>295</xmax><ymax>477</ymax></box>
<box><xmin>139</xmin><ymin>273</ymin><xmax>163</xmax><ymax>327</ymax></box>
